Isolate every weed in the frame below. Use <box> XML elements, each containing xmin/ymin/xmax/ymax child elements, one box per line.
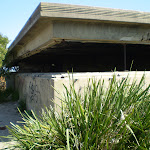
<box><xmin>18</xmin><ymin>100</ymin><xmax>26</xmax><ymax>112</ymax></box>
<box><xmin>7</xmin><ymin>74</ymin><xmax>150</xmax><ymax>149</ymax></box>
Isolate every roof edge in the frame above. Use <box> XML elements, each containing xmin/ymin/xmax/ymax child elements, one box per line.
<box><xmin>8</xmin><ymin>2</ymin><xmax>150</xmax><ymax>53</ymax></box>
<box><xmin>8</xmin><ymin>2</ymin><xmax>42</xmax><ymax>51</ymax></box>
<box><xmin>40</xmin><ymin>2</ymin><xmax>150</xmax><ymax>25</ymax></box>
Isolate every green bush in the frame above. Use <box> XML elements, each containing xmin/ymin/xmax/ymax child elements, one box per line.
<box><xmin>0</xmin><ymin>88</ymin><xmax>19</xmax><ymax>103</ymax></box>
<box><xmin>7</xmin><ymin>74</ymin><xmax>150</xmax><ymax>149</ymax></box>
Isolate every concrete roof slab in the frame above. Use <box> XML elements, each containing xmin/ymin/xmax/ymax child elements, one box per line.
<box><xmin>6</xmin><ymin>3</ymin><xmax>150</xmax><ymax>66</ymax></box>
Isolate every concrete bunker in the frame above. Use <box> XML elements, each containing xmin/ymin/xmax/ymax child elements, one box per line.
<box><xmin>5</xmin><ymin>3</ymin><xmax>150</xmax><ymax>112</ymax></box>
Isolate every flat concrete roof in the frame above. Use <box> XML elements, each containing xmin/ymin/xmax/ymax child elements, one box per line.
<box><xmin>6</xmin><ymin>3</ymin><xmax>150</xmax><ymax>66</ymax></box>
<box><xmin>9</xmin><ymin>3</ymin><xmax>150</xmax><ymax>52</ymax></box>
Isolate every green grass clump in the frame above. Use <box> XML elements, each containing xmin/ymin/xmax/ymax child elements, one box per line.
<box><xmin>7</xmin><ymin>74</ymin><xmax>150</xmax><ymax>149</ymax></box>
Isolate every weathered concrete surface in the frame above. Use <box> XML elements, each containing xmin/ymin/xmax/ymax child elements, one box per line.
<box><xmin>15</xmin><ymin>72</ymin><xmax>150</xmax><ymax>113</ymax></box>
<box><xmin>0</xmin><ymin>102</ymin><xmax>21</xmax><ymax>149</ymax></box>
<box><xmin>5</xmin><ymin>3</ymin><xmax>150</xmax><ymax>66</ymax></box>
<box><xmin>0</xmin><ymin>102</ymin><xmax>22</xmax><ymax>142</ymax></box>
<box><xmin>53</xmin><ymin>21</ymin><xmax>150</xmax><ymax>43</ymax></box>
<box><xmin>5</xmin><ymin>3</ymin><xmax>150</xmax><ymax>113</ymax></box>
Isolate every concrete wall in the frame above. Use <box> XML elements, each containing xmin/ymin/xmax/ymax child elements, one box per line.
<box><xmin>14</xmin><ymin>72</ymin><xmax>150</xmax><ymax>113</ymax></box>
<box><xmin>6</xmin><ymin>73</ymin><xmax>16</xmax><ymax>89</ymax></box>
<box><xmin>53</xmin><ymin>21</ymin><xmax>150</xmax><ymax>43</ymax></box>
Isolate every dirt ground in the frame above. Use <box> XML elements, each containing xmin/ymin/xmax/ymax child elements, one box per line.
<box><xmin>0</xmin><ymin>101</ymin><xmax>22</xmax><ymax>149</ymax></box>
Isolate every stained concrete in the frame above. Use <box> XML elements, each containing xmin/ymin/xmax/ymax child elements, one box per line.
<box><xmin>5</xmin><ymin>3</ymin><xmax>150</xmax><ymax>67</ymax></box>
<box><xmin>14</xmin><ymin>72</ymin><xmax>150</xmax><ymax>113</ymax></box>
<box><xmin>0</xmin><ymin>102</ymin><xmax>22</xmax><ymax>142</ymax></box>
<box><xmin>5</xmin><ymin>3</ymin><xmax>150</xmax><ymax>113</ymax></box>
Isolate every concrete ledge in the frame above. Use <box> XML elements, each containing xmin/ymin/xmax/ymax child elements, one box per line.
<box><xmin>6</xmin><ymin>3</ymin><xmax>150</xmax><ymax>66</ymax></box>
<box><xmin>41</xmin><ymin>2</ymin><xmax>150</xmax><ymax>24</ymax></box>
<box><xmin>9</xmin><ymin>3</ymin><xmax>150</xmax><ymax>53</ymax></box>
<box><xmin>14</xmin><ymin>72</ymin><xmax>150</xmax><ymax>113</ymax></box>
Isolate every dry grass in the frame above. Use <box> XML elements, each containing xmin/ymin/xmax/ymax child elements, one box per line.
<box><xmin>0</xmin><ymin>76</ymin><xmax>6</xmax><ymax>91</ymax></box>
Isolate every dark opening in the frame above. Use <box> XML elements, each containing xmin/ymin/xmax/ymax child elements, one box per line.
<box><xmin>17</xmin><ymin>42</ymin><xmax>150</xmax><ymax>72</ymax></box>
<box><xmin>126</xmin><ymin>44</ymin><xmax>150</xmax><ymax>71</ymax></box>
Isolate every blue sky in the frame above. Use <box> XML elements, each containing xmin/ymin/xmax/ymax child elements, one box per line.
<box><xmin>1</xmin><ymin>0</ymin><xmax>150</xmax><ymax>47</ymax></box>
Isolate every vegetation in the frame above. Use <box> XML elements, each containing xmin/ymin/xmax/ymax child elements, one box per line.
<box><xmin>0</xmin><ymin>75</ymin><xmax>19</xmax><ymax>103</ymax></box>
<box><xmin>0</xmin><ymin>87</ymin><xmax>19</xmax><ymax>103</ymax></box>
<box><xmin>0</xmin><ymin>33</ymin><xmax>9</xmax><ymax>67</ymax></box>
<box><xmin>0</xmin><ymin>33</ymin><xmax>20</xmax><ymax>103</ymax></box>
<box><xmin>18</xmin><ymin>99</ymin><xmax>27</xmax><ymax>112</ymax></box>
<box><xmin>7</xmin><ymin>74</ymin><xmax>150</xmax><ymax>149</ymax></box>
<box><xmin>0</xmin><ymin>76</ymin><xmax>6</xmax><ymax>91</ymax></box>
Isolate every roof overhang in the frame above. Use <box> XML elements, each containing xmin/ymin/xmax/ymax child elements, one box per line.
<box><xmin>5</xmin><ymin>2</ymin><xmax>150</xmax><ymax>66</ymax></box>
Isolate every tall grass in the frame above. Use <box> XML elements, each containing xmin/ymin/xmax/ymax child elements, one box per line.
<box><xmin>7</xmin><ymin>74</ymin><xmax>150</xmax><ymax>149</ymax></box>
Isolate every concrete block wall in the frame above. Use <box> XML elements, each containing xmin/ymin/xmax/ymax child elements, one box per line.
<box><xmin>14</xmin><ymin>72</ymin><xmax>150</xmax><ymax>113</ymax></box>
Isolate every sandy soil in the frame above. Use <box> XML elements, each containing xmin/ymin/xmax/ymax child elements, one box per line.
<box><xmin>0</xmin><ymin>101</ymin><xmax>22</xmax><ymax>149</ymax></box>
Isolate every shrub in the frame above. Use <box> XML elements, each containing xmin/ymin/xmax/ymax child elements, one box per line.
<box><xmin>0</xmin><ymin>76</ymin><xmax>6</xmax><ymax>91</ymax></box>
<box><xmin>0</xmin><ymin>87</ymin><xmax>19</xmax><ymax>103</ymax></box>
<box><xmin>7</xmin><ymin>74</ymin><xmax>150</xmax><ymax>149</ymax></box>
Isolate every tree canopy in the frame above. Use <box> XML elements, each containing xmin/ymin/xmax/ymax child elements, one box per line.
<box><xmin>0</xmin><ymin>34</ymin><xmax>9</xmax><ymax>67</ymax></box>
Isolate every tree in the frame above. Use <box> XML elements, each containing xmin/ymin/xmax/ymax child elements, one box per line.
<box><xmin>0</xmin><ymin>34</ymin><xmax>9</xmax><ymax>67</ymax></box>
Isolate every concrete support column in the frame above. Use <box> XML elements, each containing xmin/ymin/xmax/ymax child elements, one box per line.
<box><xmin>123</xmin><ymin>44</ymin><xmax>127</xmax><ymax>71</ymax></box>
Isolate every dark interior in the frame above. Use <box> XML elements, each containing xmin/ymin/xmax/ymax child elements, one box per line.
<box><xmin>17</xmin><ymin>42</ymin><xmax>150</xmax><ymax>72</ymax></box>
